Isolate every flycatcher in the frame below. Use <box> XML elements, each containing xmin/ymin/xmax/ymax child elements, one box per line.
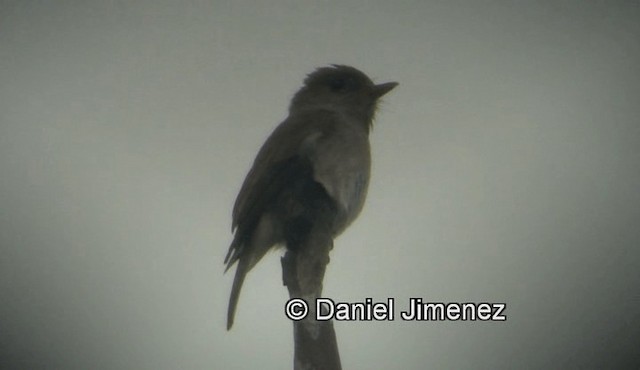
<box><xmin>224</xmin><ymin>65</ymin><xmax>398</xmax><ymax>329</ymax></box>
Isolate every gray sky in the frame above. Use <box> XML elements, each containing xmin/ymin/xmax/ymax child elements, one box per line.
<box><xmin>1</xmin><ymin>1</ymin><xmax>639</xmax><ymax>369</ymax></box>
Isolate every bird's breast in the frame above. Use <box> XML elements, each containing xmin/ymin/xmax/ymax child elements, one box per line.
<box><xmin>311</xmin><ymin>135</ymin><xmax>371</xmax><ymax>233</ymax></box>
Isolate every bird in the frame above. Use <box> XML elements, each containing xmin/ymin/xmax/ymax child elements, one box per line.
<box><xmin>224</xmin><ymin>65</ymin><xmax>397</xmax><ymax>330</ymax></box>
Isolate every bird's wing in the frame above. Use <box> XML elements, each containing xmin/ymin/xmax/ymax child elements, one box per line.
<box><xmin>224</xmin><ymin>152</ymin><xmax>317</xmax><ymax>329</ymax></box>
<box><xmin>231</xmin><ymin>111</ymin><xmax>339</xmax><ymax>229</ymax></box>
<box><xmin>225</xmin><ymin>111</ymin><xmax>339</xmax><ymax>267</ymax></box>
<box><xmin>224</xmin><ymin>155</ymin><xmax>311</xmax><ymax>268</ymax></box>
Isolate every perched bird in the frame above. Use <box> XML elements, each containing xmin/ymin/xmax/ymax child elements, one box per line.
<box><xmin>224</xmin><ymin>65</ymin><xmax>397</xmax><ymax>330</ymax></box>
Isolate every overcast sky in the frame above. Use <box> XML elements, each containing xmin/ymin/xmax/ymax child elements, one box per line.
<box><xmin>1</xmin><ymin>1</ymin><xmax>639</xmax><ymax>369</ymax></box>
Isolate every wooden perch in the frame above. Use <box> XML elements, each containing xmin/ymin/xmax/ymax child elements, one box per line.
<box><xmin>281</xmin><ymin>235</ymin><xmax>342</xmax><ymax>370</ymax></box>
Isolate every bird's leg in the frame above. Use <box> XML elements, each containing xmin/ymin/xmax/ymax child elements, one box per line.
<box><xmin>281</xmin><ymin>251</ymin><xmax>296</xmax><ymax>289</ymax></box>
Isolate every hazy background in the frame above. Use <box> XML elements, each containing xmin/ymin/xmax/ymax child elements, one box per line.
<box><xmin>1</xmin><ymin>1</ymin><xmax>639</xmax><ymax>369</ymax></box>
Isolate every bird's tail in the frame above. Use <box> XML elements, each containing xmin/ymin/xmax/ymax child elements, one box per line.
<box><xmin>227</xmin><ymin>259</ymin><xmax>248</xmax><ymax>330</ymax></box>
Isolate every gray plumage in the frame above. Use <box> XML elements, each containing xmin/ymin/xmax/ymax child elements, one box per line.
<box><xmin>224</xmin><ymin>65</ymin><xmax>397</xmax><ymax>330</ymax></box>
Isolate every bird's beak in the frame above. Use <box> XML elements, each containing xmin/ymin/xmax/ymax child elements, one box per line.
<box><xmin>370</xmin><ymin>82</ymin><xmax>399</xmax><ymax>99</ymax></box>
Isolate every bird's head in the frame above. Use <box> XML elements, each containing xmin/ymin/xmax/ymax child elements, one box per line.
<box><xmin>289</xmin><ymin>65</ymin><xmax>398</xmax><ymax>126</ymax></box>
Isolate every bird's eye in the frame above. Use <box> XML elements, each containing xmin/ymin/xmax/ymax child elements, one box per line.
<box><xmin>328</xmin><ymin>77</ymin><xmax>349</xmax><ymax>92</ymax></box>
